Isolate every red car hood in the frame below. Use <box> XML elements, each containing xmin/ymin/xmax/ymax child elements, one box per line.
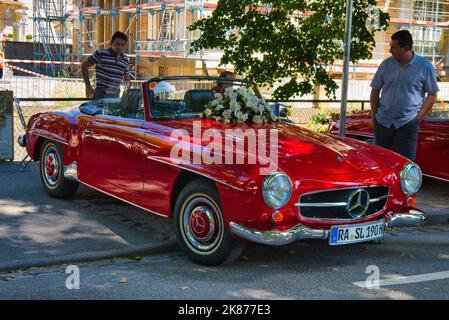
<box><xmin>275</xmin><ymin>123</ymin><xmax>381</xmax><ymax>175</ymax></box>
<box><xmin>163</xmin><ymin>119</ymin><xmax>382</xmax><ymax>175</ymax></box>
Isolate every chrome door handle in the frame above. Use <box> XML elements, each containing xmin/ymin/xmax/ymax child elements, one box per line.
<box><xmin>84</xmin><ymin>130</ymin><xmax>93</xmax><ymax>135</ymax></box>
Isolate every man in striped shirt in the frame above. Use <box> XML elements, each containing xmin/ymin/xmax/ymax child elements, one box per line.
<box><xmin>82</xmin><ymin>31</ymin><xmax>130</xmax><ymax>99</ymax></box>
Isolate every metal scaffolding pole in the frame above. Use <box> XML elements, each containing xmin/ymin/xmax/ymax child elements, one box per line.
<box><xmin>339</xmin><ymin>0</ymin><xmax>353</xmax><ymax>137</ymax></box>
<box><xmin>33</xmin><ymin>0</ymin><xmax>70</xmax><ymax>77</ymax></box>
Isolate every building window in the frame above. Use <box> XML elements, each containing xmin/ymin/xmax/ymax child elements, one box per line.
<box><xmin>159</xmin><ymin>66</ymin><xmax>168</xmax><ymax>77</ymax></box>
<box><xmin>413</xmin><ymin>0</ymin><xmax>444</xmax><ymax>22</ymax></box>
<box><xmin>412</xmin><ymin>26</ymin><xmax>442</xmax><ymax>58</ymax></box>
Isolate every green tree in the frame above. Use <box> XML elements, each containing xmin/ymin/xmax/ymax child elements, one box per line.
<box><xmin>190</xmin><ymin>0</ymin><xmax>388</xmax><ymax>99</ymax></box>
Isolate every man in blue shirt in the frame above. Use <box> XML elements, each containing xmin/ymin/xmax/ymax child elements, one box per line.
<box><xmin>370</xmin><ymin>30</ymin><xmax>439</xmax><ymax>160</ymax></box>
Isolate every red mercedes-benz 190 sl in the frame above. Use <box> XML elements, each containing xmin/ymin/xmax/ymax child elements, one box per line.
<box><xmin>20</xmin><ymin>76</ymin><xmax>427</xmax><ymax>266</ymax></box>
<box><xmin>329</xmin><ymin>107</ymin><xmax>449</xmax><ymax>182</ymax></box>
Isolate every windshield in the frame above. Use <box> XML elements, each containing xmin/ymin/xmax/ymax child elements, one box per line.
<box><xmin>148</xmin><ymin>78</ymin><xmax>261</xmax><ymax>119</ymax></box>
<box><xmin>79</xmin><ymin>87</ymin><xmax>145</xmax><ymax>120</ymax></box>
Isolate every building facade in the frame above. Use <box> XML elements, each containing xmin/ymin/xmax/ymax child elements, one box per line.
<box><xmin>4</xmin><ymin>1</ymin><xmax>449</xmax><ymax>81</ymax></box>
<box><xmin>72</xmin><ymin>0</ymin><xmax>222</xmax><ymax>79</ymax></box>
<box><xmin>339</xmin><ymin>0</ymin><xmax>449</xmax><ymax>80</ymax></box>
<box><xmin>0</xmin><ymin>0</ymin><xmax>28</xmax><ymax>43</ymax></box>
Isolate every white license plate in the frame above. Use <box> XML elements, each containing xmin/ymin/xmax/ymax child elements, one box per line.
<box><xmin>329</xmin><ymin>220</ymin><xmax>385</xmax><ymax>246</ymax></box>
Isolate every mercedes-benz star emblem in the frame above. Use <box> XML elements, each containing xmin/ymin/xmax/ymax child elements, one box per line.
<box><xmin>347</xmin><ymin>189</ymin><xmax>370</xmax><ymax>218</ymax></box>
<box><xmin>192</xmin><ymin>215</ymin><xmax>206</xmax><ymax>234</ymax></box>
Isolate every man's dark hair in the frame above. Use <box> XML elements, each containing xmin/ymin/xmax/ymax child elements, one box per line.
<box><xmin>111</xmin><ymin>31</ymin><xmax>128</xmax><ymax>43</ymax></box>
<box><xmin>392</xmin><ymin>30</ymin><xmax>413</xmax><ymax>50</ymax></box>
<box><xmin>219</xmin><ymin>71</ymin><xmax>234</xmax><ymax>78</ymax></box>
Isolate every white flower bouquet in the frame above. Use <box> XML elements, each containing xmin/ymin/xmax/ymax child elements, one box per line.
<box><xmin>201</xmin><ymin>87</ymin><xmax>277</xmax><ymax>124</ymax></box>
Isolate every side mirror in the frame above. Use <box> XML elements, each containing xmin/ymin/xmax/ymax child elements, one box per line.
<box><xmin>79</xmin><ymin>103</ymin><xmax>103</xmax><ymax>116</ymax></box>
<box><xmin>279</xmin><ymin>107</ymin><xmax>289</xmax><ymax>118</ymax></box>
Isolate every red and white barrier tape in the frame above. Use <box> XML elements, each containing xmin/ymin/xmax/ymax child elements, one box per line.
<box><xmin>7</xmin><ymin>64</ymin><xmax>52</xmax><ymax>78</ymax></box>
<box><xmin>4</xmin><ymin>59</ymin><xmax>81</xmax><ymax>65</ymax></box>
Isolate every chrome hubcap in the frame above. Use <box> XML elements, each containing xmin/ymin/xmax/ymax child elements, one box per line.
<box><xmin>43</xmin><ymin>147</ymin><xmax>60</xmax><ymax>187</ymax></box>
<box><xmin>183</xmin><ymin>197</ymin><xmax>221</xmax><ymax>251</ymax></box>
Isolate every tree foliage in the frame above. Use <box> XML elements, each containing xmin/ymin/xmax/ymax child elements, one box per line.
<box><xmin>189</xmin><ymin>0</ymin><xmax>389</xmax><ymax>99</ymax></box>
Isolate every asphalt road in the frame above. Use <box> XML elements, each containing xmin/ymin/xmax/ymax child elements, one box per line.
<box><xmin>0</xmin><ymin>224</ymin><xmax>448</xmax><ymax>300</ymax></box>
<box><xmin>0</xmin><ymin>162</ymin><xmax>174</xmax><ymax>272</ymax></box>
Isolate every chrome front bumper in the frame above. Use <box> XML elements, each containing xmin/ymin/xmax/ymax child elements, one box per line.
<box><xmin>229</xmin><ymin>222</ymin><xmax>329</xmax><ymax>246</ymax></box>
<box><xmin>384</xmin><ymin>209</ymin><xmax>427</xmax><ymax>228</ymax></box>
<box><xmin>229</xmin><ymin>209</ymin><xmax>427</xmax><ymax>246</ymax></box>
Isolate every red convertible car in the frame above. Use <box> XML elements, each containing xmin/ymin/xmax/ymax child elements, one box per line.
<box><xmin>20</xmin><ymin>76</ymin><xmax>427</xmax><ymax>266</ymax></box>
<box><xmin>329</xmin><ymin>108</ymin><xmax>449</xmax><ymax>182</ymax></box>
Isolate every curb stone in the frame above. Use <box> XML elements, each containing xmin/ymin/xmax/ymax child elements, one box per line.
<box><xmin>0</xmin><ymin>239</ymin><xmax>179</xmax><ymax>275</ymax></box>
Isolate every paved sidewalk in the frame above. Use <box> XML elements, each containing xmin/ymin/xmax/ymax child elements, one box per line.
<box><xmin>0</xmin><ymin>162</ymin><xmax>177</xmax><ymax>273</ymax></box>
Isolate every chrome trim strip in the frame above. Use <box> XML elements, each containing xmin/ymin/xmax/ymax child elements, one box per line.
<box><xmin>63</xmin><ymin>161</ymin><xmax>79</xmax><ymax>182</ymax></box>
<box><xmin>346</xmin><ymin>133</ymin><xmax>375</xmax><ymax>139</ymax></box>
<box><xmin>369</xmin><ymin>195</ymin><xmax>389</xmax><ymax>203</ymax></box>
<box><xmin>147</xmin><ymin>156</ymin><xmax>245</xmax><ymax>192</ymax></box>
<box><xmin>80</xmin><ymin>181</ymin><xmax>169</xmax><ymax>219</ymax></box>
<box><xmin>423</xmin><ymin>173</ymin><xmax>449</xmax><ymax>183</ymax></box>
<box><xmin>295</xmin><ymin>202</ymin><xmax>347</xmax><ymax>207</ymax></box>
<box><xmin>296</xmin><ymin>185</ymin><xmax>390</xmax><ymax>222</ymax></box>
<box><xmin>229</xmin><ymin>222</ymin><xmax>330</xmax><ymax>246</ymax></box>
<box><xmin>296</xmin><ymin>212</ymin><xmax>382</xmax><ymax>222</ymax></box>
<box><xmin>333</xmin><ymin>131</ymin><xmax>375</xmax><ymax>141</ymax></box>
<box><xmin>30</xmin><ymin>132</ymin><xmax>70</xmax><ymax>145</ymax></box>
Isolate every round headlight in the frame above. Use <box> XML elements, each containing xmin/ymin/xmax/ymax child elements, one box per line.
<box><xmin>262</xmin><ymin>171</ymin><xmax>293</xmax><ymax>209</ymax></box>
<box><xmin>400</xmin><ymin>162</ymin><xmax>422</xmax><ymax>195</ymax></box>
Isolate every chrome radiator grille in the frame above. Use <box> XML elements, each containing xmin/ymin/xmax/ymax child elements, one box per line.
<box><xmin>296</xmin><ymin>186</ymin><xmax>390</xmax><ymax>220</ymax></box>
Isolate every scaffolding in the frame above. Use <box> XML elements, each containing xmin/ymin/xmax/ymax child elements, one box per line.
<box><xmin>32</xmin><ymin>0</ymin><xmax>72</xmax><ymax>77</ymax></box>
<box><xmin>72</xmin><ymin>0</ymin><xmax>218</xmax><ymax>79</ymax></box>
<box><xmin>373</xmin><ymin>1</ymin><xmax>449</xmax><ymax>63</ymax></box>
<box><xmin>132</xmin><ymin>0</ymin><xmax>205</xmax><ymax>58</ymax></box>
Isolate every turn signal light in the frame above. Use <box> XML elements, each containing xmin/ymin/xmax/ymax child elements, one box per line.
<box><xmin>272</xmin><ymin>211</ymin><xmax>284</xmax><ymax>223</ymax></box>
<box><xmin>407</xmin><ymin>196</ymin><xmax>417</xmax><ymax>207</ymax></box>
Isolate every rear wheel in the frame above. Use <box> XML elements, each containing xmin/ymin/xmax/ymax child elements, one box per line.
<box><xmin>174</xmin><ymin>179</ymin><xmax>244</xmax><ymax>266</ymax></box>
<box><xmin>39</xmin><ymin>140</ymin><xmax>79</xmax><ymax>198</ymax></box>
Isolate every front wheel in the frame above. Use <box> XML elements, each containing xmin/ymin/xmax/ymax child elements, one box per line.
<box><xmin>39</xmin><ymin>140</ymin><xmax>79</xmax><ymax>198</ymax></box>
<box><xmin>174</xmin><ymin>179</ymin><xmax>243</xmax><ymax>266</ymax></box>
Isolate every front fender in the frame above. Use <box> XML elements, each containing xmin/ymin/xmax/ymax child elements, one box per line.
<box><xmin>25</xmin><ymin>112</ymin><xmax>82</xmax><ymax>164</ymax></box>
